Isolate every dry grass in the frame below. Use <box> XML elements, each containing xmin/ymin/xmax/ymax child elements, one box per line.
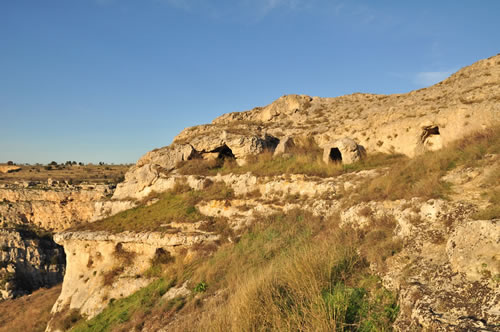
<box><xmin>0</xmin><ymin>284</ymin><xmax>61</xmax><ymax>332</ymax></box>
<box><xmin>358</xmin><ymin>126</ymin><xmax>500</xmax><ymax>202</ymax></box>
<box><xmin>474</xmin><ymin>164</ymin><xmax>500</xmax><ymax>220</ymax></box>
<box><xmin>177</xmin><ymin>147</ymin><xmax>406</xmax><ymax>179</ymax></box>
<box><xmin>0</xmin><ymin>164</ymin><xmax>129</xmax><ymax>185</ymax></box>
<box><xmin>78</xmin><ymin>210</ymin><xmax>399</xmax><ymax>331</ymax></box>
<box><xmin>73</xmin><ymin>181</ymin><xmax>233</xmax><ymax>233</ymax></box>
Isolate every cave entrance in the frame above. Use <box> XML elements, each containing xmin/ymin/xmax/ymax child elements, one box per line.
<box><xmin>329</xmin><ymin>148</ymin><xmax>342</xmax><ymax>162</ymax></box>
<box><xmin>420</xmin><ymin>125</ymin><xmax>442</xmax><ymax>151</ymax></box>
<box><xmin>212</xmin><ymin>145</ymin><xmax>235</xmax><ymax>160</ymax></box>
<box><xmin>421</xmin><ymin>126</ymin><xmax>440</xmax><ymax>143</ymax></box>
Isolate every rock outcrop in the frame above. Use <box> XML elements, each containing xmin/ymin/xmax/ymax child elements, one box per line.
<box><xmin>273</xmin><ymin>136</ymin><xmax>295</xmax><ymax>156</ymax></box>
<box><xmin>0</xmin><ymin>182</ymin><xmax>134</xmax><ymax>232</ymax></box>
<box><xmin>0</xmin><ymin>165</ymin><xmax>21</xmax><ymax>174</ymax></box>
<box><xmin>176</xmin><ymin>54</ymin><xmax>500</xmax><ymax>158</ymax></box>
<box><xmin>342</xmin><ymin>199</ymin><xmax>499</xmax><ymax>331</ymax></box>
<box><xmin>0</xmin><ymin>181</ymin><xmax>136</xmax><ymax>301</ymax></box>
<box><xmin>0</xmin><ymin>228</ymin><xmax>65</xmax><ymax>300</ymax></box>
<box><xmin>47</xmin><ymin>228</ymin><xmax>219</xmax><ymax>328</ymax></box>
<box><xmin>322</xmin><ymin>137</ymin><xmax>365</xmax><ymax>165</ymax></box>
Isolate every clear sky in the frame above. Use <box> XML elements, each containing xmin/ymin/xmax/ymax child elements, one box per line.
<box><xmin>1</xmin><ymin>0</ymin><xmax>499</xmax><ymax>164</ymax></box>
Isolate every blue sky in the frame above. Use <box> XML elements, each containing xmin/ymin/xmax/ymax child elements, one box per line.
<box><xmin>1</xmin><ymin>0</ymin><xmax>499</xmax><ymax>164</ymax></box>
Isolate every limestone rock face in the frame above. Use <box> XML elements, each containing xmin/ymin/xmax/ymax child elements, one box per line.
<box><xmin>0</xmin><ymin>228</ymin><xmax>65</xmax><ymax>300</ymax></box>
<box><xmin>212</xmin><ymin>94</ymin><xmax>312</xmax><ymax>124</ymax></box>
<box><xmin>0</xmin><ymin>183</ymin><xmax>118</xmax><ymax>232</ymax></box>
<box><xmin>341</xmin><ymin>199</ymin><xmax>499</xmax><ymax>331</ymax></box>
<box><xmin>322</xmin><ymin>137</ymin><xmax>364</xmax><ymax>164</ymax></box>
<box><xmin>113</xmin><ymin>133</ymin><xmax>279</xmax><ymax>200</ymax></box>
<box><xmin>47</xmin><ymin>228</ymin><xmax>219</xmax><ymax>326</ymax></box>
<box><xmin>113</xmin><ymin>144</ymin><xmax>195</xmax><ymax>201</ymax></box>
<box><xmin>447</xmin><ymin>219</ymin><xmax>499</xmax><ymax>282</ymax></box>
<box><xmin>137</xmin><ymin>143</ymin><xmax>195</xmax><ymax>169</ymax></box>
<box><xmin>273</xmin><ymin>136</ymin><xmax>295</xmax><ymax>156</ymax></box>
<box><xmin>180</xmin><ymin>55</ymin><xmax>500</xmax><ymax>158</ymax></box>
<box><xmin>176</xmin><ymin>131</ymin><xmax>278</xmax><ymax>161</ymax></box>
<box><xmin>257</xmin><ymin>94</ymin><xmax>312</xmax><ymax>122</ymax></box>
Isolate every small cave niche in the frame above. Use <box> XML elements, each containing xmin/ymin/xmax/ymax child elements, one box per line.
<box><xmin>212</xmin><ymin>145</ymin><xmax>235</xmax><ymax>160</ymax></box>
<box><xmin>329</xmin><ymin>148</ymin><xmax>343</xmax><ymax>162</ymax></box>
<box><xmin>420</xmin><ymin>125</ymin><xmax>442</xmax><ymax>151</ymax></box>
<box><xmin>420</xmin><ymin>126</ymin><xmax>440</xmax><ymax>143</ymax></box>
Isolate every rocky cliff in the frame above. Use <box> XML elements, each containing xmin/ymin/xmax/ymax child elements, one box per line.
<box><xmin>0</xmin><ymin>228</ymin><xmax>65</xmax><ymax>300</ymax></box>
<box><xmin>0</xmin><ymin>179</ymin><xmax>135</xmax><ymax>301</ymax></box>
<box><xmin>9</xmin><ymin>54</ymin><xmax>500</xmax><ymax>331</ymax></box>
<box><xmin>0</xmin><ymin>181</ymin><xmax>134</xmax><ymax>232</ymax></box>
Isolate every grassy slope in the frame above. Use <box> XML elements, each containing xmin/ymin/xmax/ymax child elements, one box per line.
<box><xmin>0</xmin><ymin>285</ymin><xmax>61</xmax><ymax>332</ymax></box>
<box><xmin>64</xmin><ymin>126</ymin><xmax>499</xmax><ymax>331</ymax></box>
<box><xmin>177</xmin><ymin>142</ymin><xmax>408</xmax><ymax>178</ymax></box>
<box><xmin>73</xmin><ymin>182</ymin><xmax>234</xmax><ymax>233</ymax></box>
<box><xmin>357</xmin><ymin>126</ymin><xmax>500</xmax><ymax>217</ymax></box>
<box><xmin>69</xmin><ymin>211</ymin><xmax>400</xmax><ymax>332</ymax></box>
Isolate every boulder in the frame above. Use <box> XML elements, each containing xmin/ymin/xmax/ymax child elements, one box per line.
<box><xmin>258</xmin><ymin>95</ymin><xmax>312</xmax><ymax>122</ymax></box>
<box><xmin>112</xmin><ymin>144</ymin><xmax>195</xmax><ymax>200</ymax></box>
<box><xmin>181</xmin><ymin>131</ymin><xmax>278</xmax><ymax>162</ymax></box>
<box><xmin>322</xmin><ymin>137</ymin><xmax>364</xmax><ymax>165</ymax></box>
<box><xmin>273</xmin><ymin>136</ymin><xmax>295</xmax><ymax>157</ymax></box>
<box><xmin>0</xmin><ymin>165</ymin><xmax>21</xmax><ymax>173</ymax></box>
<box><xmin>137</xmin><ymin>143</ymin><xmax>195</xmax><ymax>170</ymax></box>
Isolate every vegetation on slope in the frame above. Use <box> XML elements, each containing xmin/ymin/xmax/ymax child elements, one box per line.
<box><xmin>357</xmin><ymin>126</ymin><xmax>500</xmax><ymax>207</ymax></box>
<box><xmin>61</xmin><ymin>127</ymin><xmax>499</xmax><ymax>331</ymax></box>
<box><xmin>72</xmin><ymin>181</ymin><xmax>234</xmax><ymax>233</ymax></box>
<box><xmin>0</xmin><ymin>285</ymin><xmax>61</xmax><ymax>332</ymax></box>
<box><xmin>177</xmin><ymin>140</ymin><xmax>407</xmax><ymax>178</ymax></box>
<box><xmin>69</xmin><ymin>211</ymin><xmax>400</xmax><ymax>332</ymax></box>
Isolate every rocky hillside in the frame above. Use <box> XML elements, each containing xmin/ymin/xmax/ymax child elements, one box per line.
<box><xmin>2</xmin><ymin>54</ymin><xmax>500</xmax><ymax>332</ymax></box>
<box><xmin>0</xmin><ymin>169</ymin><xmax>132</xmax><ymax>301</ymax></box>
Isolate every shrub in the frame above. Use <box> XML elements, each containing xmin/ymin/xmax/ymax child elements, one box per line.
<box><xmin>194</xmin><ymin>281</ymin><xmax>207</xmax><ymax>293</ymax></box>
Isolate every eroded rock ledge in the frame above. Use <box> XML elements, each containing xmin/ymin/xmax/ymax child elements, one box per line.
<box><xmin>48</xmin><ymin>228</ymin><xmax>219</xmax><ymax>325</ymax></box>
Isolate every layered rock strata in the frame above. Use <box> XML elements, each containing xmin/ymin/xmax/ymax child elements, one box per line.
<box><xmin>0</xmin><ymin>228</ymin><xmax>65</xmax><ymax>300</ymax></box>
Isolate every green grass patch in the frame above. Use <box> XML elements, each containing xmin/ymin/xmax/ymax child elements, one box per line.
<box><xmin>73</xmin><ymin>182</ymin><xmax>233</xmax><ymax>233</ymax></box>
<box><xmin>70</xmin><ymin>278</ymin><xmax>174</xmax><ymax>332</ymax></box>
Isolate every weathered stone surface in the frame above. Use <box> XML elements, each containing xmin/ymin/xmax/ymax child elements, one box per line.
<box><xmin>112</xmin><ymin>144</ymin><xmax>196</xmax><ymax>200</ymax></box>
<box><xmin>273</xmin><ymin>136</ymin><xmax>295</xmax><ymax>156</ymax></box>
<box><xmin>257</xmin><ymin>94</ymin><xmax>312</xmax><ymax>122</ymax></box>
<box><xmin>0</xmin><ymin>228</ymin><xmax>65</xmax><ymax>300</ymax></box>
<box><xmin>322</xmin><ymin>137</ymin><xmax>364</xmax><ymax>164</ymax></box>
<box><xmin>177</xmin><ymin>131</ymin><xmax>278</xmax><ymax>161</ymax></box>
<box><xmin>447</xmin><ymin>219</ymin><xmax>499</xmax><ymax>282</ymax></box>
<box><xmin>137</xmin><ymin>143</ymin><xmax>195</xmax><ymax>169</ymax></box>
<box><xmin>47</xmin><ymin>229</ymin><xmax>219</xmax><ymax>326</ymax></box>
<box><xmin>0</xmin><ymin>184</ymin><xmax>118</xmax><ymax>231</ymax></box>
<box><xmin>341</xmin><ymin>198</ymin><xmax>499</xmax><ymax>331</ymax></box>
<box><xmin>177</xmin><ymin>55</ymin><xmax>500</xmax><ymax>158</ymax></box>
<box><xmin>0</xmin><ymin>165</ymin><xmax>21</xmax><ymax>173</ymax></box>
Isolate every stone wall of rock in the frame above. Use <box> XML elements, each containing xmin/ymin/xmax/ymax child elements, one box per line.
<box><xmin>46</xmin><ymin>228</ymin><xmax>219</xmax><ymax>331</ymax></box>
<box><xmin>0</xmin><ymin>182</ymin><xmax>135</xmax><ymax>232</ymax></box>
<box><xmin>0</xmin><ymin>228</ymin><xmax>65</xmax><ymax>300</ymax></box>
